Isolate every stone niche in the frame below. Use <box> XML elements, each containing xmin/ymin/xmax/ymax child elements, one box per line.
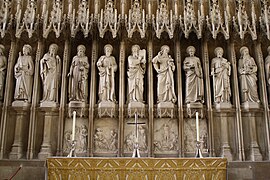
<box><xmin>93</xmin><ymin>118</ymin><xmax>118</xmax><ymax>157</ymax></box>
<box><xmin>154</xmin><ymin>118</ymin><xmax>179</xmax><ymax>157</ymax></box>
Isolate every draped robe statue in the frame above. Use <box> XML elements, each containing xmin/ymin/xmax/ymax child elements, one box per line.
<box><xmin>127</xmin><ymin>45</ymin><xmax>146</xmax><ymax>103</ymax></box>
<box><xmin>153</xmin><ymin>45</ymin><xmax>177</xmax><ymax>103</ymax></box>
<box><xmin>68</xmin><ymin>45</ymin><xmax>89</xmax><ymax>102</ymax></box>
<box><xmin>0</xmin><ymin>45</ymin><xmax>7</xmax><ymax>101</ymax></box>
<box><xmin>238</xmin><ymin>47</ymin><xmax>260</xmax><ymax>103</ymax></box>
<box><xmin>183</xmin><ymin>46</ymin><xmax>204</xmax><ymax>104</ymax></box>
<box><xmin>97</xmin><ymin>44</ymin><xmax>117</xmax><ymax>102</ymax></box>
<box><xmin>14</xmin><ymin>44</ymin><xmax>34</xmax><ymax>102</ymax></box>
<box><xmin>40</xmin><ymin>44</ymin><xmax>61</xmax><ymax>103</ymax></box>
<box><xmin>211</xmin><ymin>47</ymin><xmax>231</xmax><ymax>104</ymax></box>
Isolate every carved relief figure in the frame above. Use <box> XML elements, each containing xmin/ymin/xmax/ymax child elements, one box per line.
<box><xmin>79</xmin><ymin>125</ymin><xmax>88</xmax><ymax>152</ymax></box>
<box><xmin>40</xmin><ymin>44</ymin><xmax>61</xmax><ymax>102</ymax></box>
<box><xmin>265</xmin><ymin>46</ymin><xmax>270</xmax><ymax>88</ymax></box>
<box><xmin>211</xmin><ymin>47</ymin><xmax>231</xmax><ymax>103</ymax></box>
<box><xmin>183</xmin><ymin>46</ymin><xmax>204</xmax><ymax>104</ymax></box>
<box><xmin>238</xmin><ymin>47</ymin><xmax>260</xmax><ymax>103</ymax></box>
<box><xmin>0</xmin><ymin>45</ymin><xmax>7</xmax><ymax>100</ymax></box>
<box><xmin>108</xmin><ymin>130</ymin><xmax>117</xmax><ymax>151</ymax></box>
<box><xmin>14</xmin><ymin>44</ymin><xmax>34</xmax><ymax>102</ymax></box>
<box><xmin>125</xmin><ymin>125</ymin><xmax>147</xmax><ymax>152</ymax></box>
<box><xmin>152</xmin><ymin>45</ymin><xmax>177</xmax><ymax>103</ymax></box>
<box><xmin>97</xmin><ymin>44</ymin><xmax>117</xmax><ymax>102</ymax></box>
<box><xmin>68</xmin><ymin>45</ymin><xmax>89</xmax><ymax>102</ymax></box>
<box><xmin>127</xmin><ymin>45</ymin><xmax>146</xmax><ymax>103</ymax></box>
<box><xmin>94</xmin><ymin>128</ymin><xmax>117</xmax><ymax>152</ymax></box>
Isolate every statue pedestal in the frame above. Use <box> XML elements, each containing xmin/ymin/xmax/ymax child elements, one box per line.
<box><xmin>68</xmin><ymin>101</ymin><xmax>88</xmax><ymax>117</ymax></box>
<box><xmin>242</xmin><ymin>102</ymin><xmax>260</xmax><ymax>110</ymax></box>
<box><xmin>215</xmin><ymin>102</ymin><xmax>232</xmax><ymax>110</ymax></box>
<box><xmin>157</xmin><ymin>102</ymin><xmax>175</xmax><ymax>118</ymax></box>
<box><xmin>98</xmin><ymin>101</ymin><xmax>116</xmax><ymax>117</ymax></box>
<box><xmin>128</xmin><ymin>101</ymin><xmax>145</xmax><ymax>117</ymax></box>
<box><xmin>40</xmin><ymin>101</ymin><xmax>59</xmax><ymax>107</ymax></box>
<box><xmin>12</xmin><ymin>100</ymin><xmax>31</xmax><ymax>107</ymax></box>
<box><xmin>186</xmin><ymin>102</ymin><xmax>203</xmax><ymax>118</ymax></box>
<box><xmin>9</xmin><ymin>108</ymin><xmax>30</xmax><ymax>159</ymax></box>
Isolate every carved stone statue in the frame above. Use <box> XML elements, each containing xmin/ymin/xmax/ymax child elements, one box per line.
<box><xmin>127</xmin><ymin>45</ymin><xmax>146</xmax><ymax>103</ymax></box>
<box><xmin>183</xmin><ymin>46</ymin><xmax>204</xmax><ymax>104</ymax></box>
<box><xmin>97</xmin><ymin>44</ymin><xmax>117</xmax><ymax>102</ymax></box>
<box><xmin>238</xmin><ymin>46</ymin><xmax>260</xmax><ymax>103</ymax></box>
<box><xmin>0</xmin><ymin>45</ymin><xmax>7</xmax><ymax>100</ymax></box>
<box><xmin>152</xmin><ymin>45</ymin><xmax>177</xmax><ymax>103</ymax></box>
<box><xmin>79</xmin><ymin>125</ymin><xmax>88</xmax><ymax>152</ymax></box>
<box><xmin>211</xmin><ymin>47</ymin><xmax>231</xmax><ymax>104</ymax></box>
<box><xmin>40</xmin><ymin>44</ymin><xmax>61</xmax><ymax>103</ymax></box>
<box><xmin>14</xmin><ymin>44</ymin><xmax>34</xmax><ymax>102</ymax></box>
<box><xmin>265</xmin><ymin>46</ymin><xmax>270</xmax><ymax>87</ymax></box>
<box><xmin>68</xmin><ymin>45</ymin><xmax>89</xmax><ymax>102</ymax></box>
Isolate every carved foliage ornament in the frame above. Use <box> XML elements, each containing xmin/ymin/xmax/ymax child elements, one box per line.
<box><xmin>16</xmin><ymin>0</ymin><xmax>39</xmax><ymax>38</ymax></box>
<box><xmin>43</xmin><ymin>0</ymin><xmax>65</xmax><ymax>38</ymax></box>
<box><xmin>206</xmin><ymin>0</ymin><xmax>230</xmax><ymax>40</ymax></box>
<box><xmin>233</xmin><ymin>0</ymin><xmax>257</xmax><ymax>40</ymax></box>
<box><xmin>260</xmin><ymin>0</ymin><xmax>270</xmax><ymax>40</ymax></box>
<box><xmin>153</xmin><ymin>0</ymin><xmax>176</xmax><ymax>39</ymax></box>
<box><xmin>98</xmin><ymin>0</ymin><xmax>120</xmax><ymax>38</ymax></box>
<box><xmin>180</xmin><ymin>0</ymin><xmax>204</xmax><ymax>39</ymax></box>
<box><xmin>0</xmin><ymin>0</ymin><xmax>12</xmax><ymax>38</ymax></box>
<box><xmin>126</xmin><ymin>0</ymin><xmax>147</xmax><ymax>38</ymax></box>
<box><xmin>70</xmin><ymin>0</ymin><xmax>93</xmax><ymax>38</ymax></box>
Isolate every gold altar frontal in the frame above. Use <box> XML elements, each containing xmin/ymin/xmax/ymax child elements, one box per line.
<box><xmin>47</xmin><ymin>158</ymin><xmax>227</xmax><ymax>180</ymax></box>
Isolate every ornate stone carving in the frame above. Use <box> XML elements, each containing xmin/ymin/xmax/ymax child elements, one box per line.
<box><xmin>127</xmin><ymin>45</ymin><xmax>146</xmax><ymax>117</ymax></box>
<box><xmin>13</xmin><ymin>44</ymin><xmax>34</xmax><ymax>105</ymax></box>
<box><xmin>211</xmin><ymin>47</ymin><xmax>232</xmax><ymax>109</ymax></box>
<box><xmin>68</xmin><ymin>45</ymin><xmax>89</xmax><ymax>103</ymax></box>
<box><xmin>40</xmin><ymin>44</ymin><xmax>61</xmax><ymax>106</ymax></box>
<box><xmin>260</xmin><ymin>0</ymin><xmax>270</xmax><ymax>40</ymax></box>
<box><xmin>152</xmin><ymin>0</ymin><xmax>176</xmax><ymax>39</ymax></box>
<box><xmin>98</xmin><ymin>0</ymin><xmax>120</xmax><ymax>38</ymax></box>
<box><xmin>125</xmin><ymin>124</ymin><xmax>147</xmax><ymax>153</ymax></box>
<box><xmin>153</xmin><ymin>45</ymin><xmax>177</xmax><ymax>118</ymax></box>
<box><xmin>0</xmin><ymin>45</ymin><xmax>7</xmax><ymax>101</ymax></box>
<box><xmin>97</xmin><ymin>44</ymin><xmax>117</xmax><ymax>118</ymax></box>
<box><xmin>70</xmin><ymin>0</ymin><xmax>93</xmax><ymax>38</ymax></box>
<box><xmin>43</xmin><ymin>0</ymin><xmax>65</xmax><ymax>38</ymax></box>
<box><xmin>125</xmin><ymin>0</ymin><xmax>147</xmax><ymax>38</ymax></box>
<box><xmin>206</xmin><ymin>0</ymin><xmax>230</xmax><ymax>40</ymax></box>
<box><xmin>238</xmin><ymin>46</ymin><xmax>260</xmax><ymax>108</ymax></box>
<box><xmin>94</xmin><ymin>128</ymin><xmax>117</xmax><ymax>152</ymax></box>
<box><xmin>233</xmin><ymin>0</ymin><xmax>257</xmax><ymax>40</ymax></box>
<box><xmin>265</xmin><ymin>46</ymin><xmax>270</xmax><ymax>88</ymax></box>
<box><xmin>15</xmin><ymin>0</ymin><xmax>39</xmax><ymax>38</ymax></box>
<box><xmin>154</xmin><ymin>120</ymin><xmax>178</xmax><ymax>153</ymax></box>
<box><xmin>180</xmin><ymin>0</ymin><xmax>204</xmax><ymax>39</ymax></box>
<box><xmin>0</xmin><ymin>0</ymin><xmax>12</xmax><ymax>38</ymax></box>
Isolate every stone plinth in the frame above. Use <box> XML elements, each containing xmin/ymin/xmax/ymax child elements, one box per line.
<box><xmin>12</xmin><ymin>101</ymin><xmax>31</xmax><ymax>107</ymax></box>
<box><xmin>40</xmin><ymin>101</ymin><xmax>59</xmax><ymax>107</ymax></box>
<box><xmin>68</xmin><ymin>101</ymin><xmax>88</xmax><ymax>117</ymax></box>
<box><xmin>186</xmin><ymin>102</ymin><xmax>203</xmax><ymax>118</ymax></box>
<box><xmin>242</xmin><ymin>102</ymin><xmax>260</xmax><ymax>110</ymax></box>
<box><xmin>215</xmin><ymin>102</ymin><xmax>232</xmax><ymax>110</ymax></box>
<box><xmin>128</xmin><ymin>101</ymin><xmax>145</xmax><ymax>117</ymax></box>
<box><xmin>98</xmin><ymin>101</ymin><xmax>116</xmax><ymax>117</ymax></box>
<box><xmin>156</xmin><ymin>102</ymin><xmax>175</xmax><ymax>118</ymax></box>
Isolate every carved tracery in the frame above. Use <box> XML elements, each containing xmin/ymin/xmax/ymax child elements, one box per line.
<box><xmin>260</xmin><ymin>0</ymin><xmax>270</xmax><ymax>40</ymax></box>
<box><xmin>0</xmin><ymin>0</ymin><xmax>12</xmax><ymax>38</ymax></box>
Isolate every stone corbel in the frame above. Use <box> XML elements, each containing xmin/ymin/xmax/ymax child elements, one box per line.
<box><xmin>233</xmin><ymin>0</ymin><xmax>257</xmax><ymax>40</ymax></box>
<box><xmin>152</xmin><ymin>0</ymin><xmax>176</xmax><ymax>39</ymax></box>
<box><xmin>206</xmin><ymin>0</ymin><xmax>230</xmax><ymax>40</ymax></box>
<box><xmin>125</xmin><ymin>0</ymin><xmax>147</xmax><ymax>38</ymax></box>
<box><xmin>180</xmin><ymin>0</ymin><xmax>204</xmax><ymax>39</ymax></box>
<box><xmin>0</xmin><ymin>0</ymin><xmax>12</xmax><ymax>38</ymax></box>
<box><xmin>98</xmin><ymin>0</ymin><xmax>120</xmax><ymax>38</ymax></box>
<box><xmin>70</xmin><ymin>0</ymin><xmax>93</xmax><ymax>38</ymax></box>
<box><xmin>43</xmin><ymin>0</ymin><xmax>66</xmax><ymax>38</ymax></box>
<box><xmin>260</xmin><ymin>0</ymin><xmax>270</xmax><ymax>40</ymax></box>
<box><xmin>15</xmin><ymin>0</ymin><xmax>39</xmax><ymax>38</ymax></box>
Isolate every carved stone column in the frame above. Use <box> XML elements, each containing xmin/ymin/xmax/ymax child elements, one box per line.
<box><xmin>228</xmin><ymin>40</ymin><xmax>244</xmax><ymax>161</ymax></box>
<box><xmin>38</xmin><ymin>108</ymin><xmax>59</xmax><ymax>160</ymax></box>
<box><xmin>0</xmin><ymin>40</ymin><xmax>17</xmax><ymax>159</ymax></box>
<box><xmin>89</xmin><ymin>38</ymin><xmax>98</xmax><ymax>157</ymax></box>
<box><xmin>147</xmin><ymin>39</ymin><xmax>153</xmax><ymax>157</ymax></box>
<box><xmin>9</xmin><ymin>107</ymin><xmax>30</xmax><ymax>159</ymax></box>
<box><xmin>119</xmin><ymin>41</ymin><xmax>125</xmax><ymax>157</ymax></box>
<box><xmin>175</xmin><ymin>37</ymin><xmax>183</xmax><ymax>157</ymax></box>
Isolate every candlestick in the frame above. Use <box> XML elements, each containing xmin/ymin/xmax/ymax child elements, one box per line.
<box><xmin>72</xmin><ymin>111</ymin><xmax>76</xmax><ymax>141</ymax></box>
<box><xmin>196</xmin><ymin>111</ymin><xmax>199</xmax><ymax>141</ymax></box>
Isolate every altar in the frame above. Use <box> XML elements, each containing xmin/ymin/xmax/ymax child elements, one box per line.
<box><xmin>47</xmin><ymin>157</ymin><xmax>227</xmax><ymax>180</ymax></box>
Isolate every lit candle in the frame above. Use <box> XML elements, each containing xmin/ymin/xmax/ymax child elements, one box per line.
<box><xmin>148</xmin><ymin>2</ymin><xmax>151</xmax><ymax>16</ymax></box>
<box><xmin>72</xmin><ymin>111</ymin><xmax>76</xmax><ymax>141</ymax></box>
<box><xmin>196</xmin><ymin>112</ymin><xmax>199</xmax><ymax>141</ymax></box>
